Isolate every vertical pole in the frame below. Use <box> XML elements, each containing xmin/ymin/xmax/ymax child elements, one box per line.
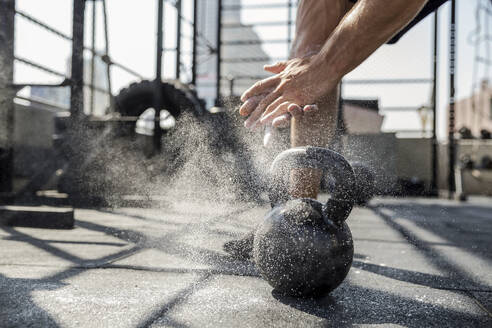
<box><xmin>216</xmin><ymin>0</ymin><xmax>223</xmax><ymax>106</ymax></box>
<box><xmin>89</xmin><ymin>0</ymin><xmax>97</xmax><ymax>115</ymax></box>
<box><xmin>191</xmin><ymin>0</ymin><xmax>198</xmax><ymax>85</ymax></box>
<box><xmin>102</xmin><ymin>0</ymin><xmax>113</xmax><ymax>112</ymax></box>
<box><xmin>70</xmin><ymin>0</ymin><xmax>86</xmax><ymax>119</ymax></box>
<box><xmin>287</xmin><ymin>0</ymin><xmax>293</xmax><ymax>54</ymax></box>
<box><xmin>447</xmin><ymin>0</ymin><xmax>456</xmax><ymax>198</ymax></box>
<box><xmin>431</xmin><ymin>11</ymin><xmax>439</xmax><ymax>196</ymax></box>
<box><xmin>67</xmin><ymin>0</ymin><xmax>86</xmax><ymax>201</ymax></box>
<box><xmin>154</xmin><ymin>0</ymin><xmax>164</xmax><ymax>152</ymax></box>
<box><xmin>175</xmin><ymin>0</ymin><xmax>182</xmax><ymax>80</ymax></box>
<box><xmin>0</xmin><ymin>0</ymin><xmax>15</xmax><ymax>193</ymax></box>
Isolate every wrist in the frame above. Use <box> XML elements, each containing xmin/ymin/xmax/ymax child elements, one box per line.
<box><xmin>310</xmin><ymin>52</ymin><xmax>341</xmax><ymax>96</ymax></box>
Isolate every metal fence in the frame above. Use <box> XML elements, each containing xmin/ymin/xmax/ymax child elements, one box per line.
<box><xmin>0</xmin><ymin>0</ymin><xmax>465</xmax><ymax>198</ymax></box>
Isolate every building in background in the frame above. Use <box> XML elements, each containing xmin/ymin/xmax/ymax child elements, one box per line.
<box><xmin>342</xmin><ymin>99</ymin><xmax>385</xmax><ymax>134</ymax></box>
<box><xmin>195</xmin><ymin>0</ymin><xmax>271</xmax><ymax>107</ymax></box>
<box><xmin>453</xmin><ymin>80</ymin><xmax>492</xmax><ymax>138</ymax></box>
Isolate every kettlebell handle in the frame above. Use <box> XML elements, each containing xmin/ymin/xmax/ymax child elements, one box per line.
<box><xmin>268</xmin><ymin>146</ymin><xmax>356</xmax><ymax>223</ymax></box>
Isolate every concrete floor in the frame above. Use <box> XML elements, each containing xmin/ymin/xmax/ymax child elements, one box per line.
<box><xmin>0</xmin><ymin>197</ymin><xmax>491</xmax><ymax>327</ymax></box>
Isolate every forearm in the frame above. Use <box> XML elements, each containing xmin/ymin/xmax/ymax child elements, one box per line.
<box><xmin>312</xmin><ymin>0</ymin><xmax>428</xmax><ymax>85</ymax></box>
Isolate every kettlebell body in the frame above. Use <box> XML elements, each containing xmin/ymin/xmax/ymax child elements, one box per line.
<box><xmin>253</xmin><ymin>147</ymin><xmax>356</xmax><ymax>298</ymax></box>
<box><xmin>254</xmin><ymin>198</ymin><xmax>354</xmax><ymax>297</ymax></box>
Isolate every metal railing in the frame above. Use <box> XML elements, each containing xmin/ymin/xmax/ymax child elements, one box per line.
<box><xmin>216</xmin><ymin>0</ymin><xmax>294</xmax><ymax>101</ymax></box>
<box><xmin>12</xmin><ymin>3</ymin><xmax>146</xmax><ymax>116</ymax></box>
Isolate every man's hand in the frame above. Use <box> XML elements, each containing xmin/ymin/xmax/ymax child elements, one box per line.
<box><xmin>239</xmin><ymin>92</ymin><xmax>318</xmax><ymax>129</ymax></box>
<box><xmin>239</xmin><ymin>55</ymin><xmax>334</xmax><ymax>129</ymax></box>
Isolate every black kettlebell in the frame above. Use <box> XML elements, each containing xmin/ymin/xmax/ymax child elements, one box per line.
<box><xmin>253</xmin><ymin>146</ymin><xmax>356</xmax><ymax>298</ymax></box>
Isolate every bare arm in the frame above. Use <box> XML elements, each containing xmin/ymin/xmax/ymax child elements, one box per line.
<box><xmin>308</xmin><ymin>0</ymin><xmax>429</xmax><ymax>95</ymax></box>
<box><xmin>240</xmin><ymin>0</ymin><xmax>429</xmax><ymax>127</ymax></box>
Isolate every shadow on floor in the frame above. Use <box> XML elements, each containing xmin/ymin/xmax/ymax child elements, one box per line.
<box><xmin>2</xmin><ymin>202</ymin><xmax>491</xmax><ymax>327</ymax></box>
<box><xmin>0</xmin><ymin>206</ymin><xmax>257</xmax><ymax>327</ymax></box>
<box><xmin>0</xmin><ymin>271</ymin><xmax>67</xmax><ymax>328</ymax></box>
<box><xmin>273</xmin><ymin>281</ymin><xmax>489</xmax><ymax>328</ymax></box>
<box><xmin>375</xmin><ymin>201</ymin><xmax>492</xmax><ymax>263</ymax></box>
<box><xmin>368</xmin><ymin>203</ymin><xmax>492</xmax><ymax>292</ymax></box>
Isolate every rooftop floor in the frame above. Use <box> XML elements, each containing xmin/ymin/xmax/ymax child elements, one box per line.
<box><xmin>1</xmin><ymin>197</ymin><xmax>491</xmax><ymax>327</ymax></box>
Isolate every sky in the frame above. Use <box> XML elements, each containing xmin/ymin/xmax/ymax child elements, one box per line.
<box><xmin>12</xmin><ymin>0</ymin><xmax>492</xmax><ymax>139</ymax></box>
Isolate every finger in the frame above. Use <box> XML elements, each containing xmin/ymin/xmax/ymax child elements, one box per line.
<box><xmin>261</xmin><ymin>96</ymin><xmax>287</xmax><ymax>120</ymax></box>
<box><xmin>260</xmin><ymin>101</ymin><xmax>291</xmax><ymax>125</ymax></box>
<box><xmin>264</xmin><ymin>61</ymin><xmax>288</xmax><ymax>74</ymax></box>
<box><xmin>238</xmin><ymin>95</ymin><xmax>263</xmax><ymax>116</ymax></box>
<box><xmin>241</xmin><ymin>76</ymin><xmax>279</xmax><ymax>102</ymax></box>
<box><xmin>287</xmin><ymin>103</ymin><xmax>303</xmax><ymax>119</ymax></box>
<box><xmin>302</xmin><ymin>104</ymin><xmax>319</xmax><ymax>113</ymax></box>
<box><xmin>244</xmin><ymin>106</ymin><xmax>264</xmax><ymax>130</ymax></box>
<box><xmin>244</xmin><ymin>92</ymin><xmax>281</xmax><ymax>129</ymax></box>
<box><xmin>272</xmin><ymin>113</ymin><xmax>291</xmax><ymax>128</ymax></box>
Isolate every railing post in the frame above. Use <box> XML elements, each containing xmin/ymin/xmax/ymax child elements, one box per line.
<box><xmin>89</xmin><ymin>0</ymin><xmax>97</xmax><ymax>115</ymax></box>
<box><xmin>431</xmin><ymin>11</ymin><xmax>439</xmax><ymax>196</ymax></box>
<box><xmin>287</xmin><ymin>0</ymin><xmax>293</xmax><ymax>54</ymax></box>
<box><xmin>191</xmin><ymin>0</ymin><xmax>198</xmax><ymax>85</ymax></box>
<box><xmin>216</xmin><ymin>0</ymin><xmax>223</xmax><ymax>106</ymax></box>
<box><xmin>175</xmin><ymin>0</ymin><xmax>182</xmax><ymax>80</ymax></box>
<box><xmin>70</xmin><ymin>0</ymin><xmax>85</xmax><ymax>119</ymax></box>
<box><xmin>448</xmin><ymin>0</ymin><xmax>456</xmax><ymax>198</ymax></box>
<box><xmin>154</xmin><ymin>0</ymin><xmax>164</xmax><ymax>152</ymax></box>
<box><xmin>0</xmin><ymin>0</ymin><xmax>15</xmax><ymax>193</ymax></box>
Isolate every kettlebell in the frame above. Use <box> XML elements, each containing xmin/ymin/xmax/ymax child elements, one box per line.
<box><xmin>253</xmin><ymin>146</ymin><xmax>356</xmax><ymax>298</ymax></box>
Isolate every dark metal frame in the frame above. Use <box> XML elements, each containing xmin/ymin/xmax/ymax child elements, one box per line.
<box><xmin>0</xmin><ymin>0</ymin><xmax>146</xmax><ymax>197</ymax></box>
<box><xmin>0</xmin><ymin>0</ymin><xmax>458</xmax><ymax>198</ymax></box>
<box><xmin>89</xmin><ymin>0</ymin><xmax>97</xmax><ymax>115</ymax></box>
<box><xmin>69</xmin><ymin>0</ymin><xmax>206</xmax><ymax>153</ymax></box>
<box><xmin>191</xmin><ymin>0</ymin><xmax>198</xmax><ymax>84</ymax></box>
<box><xmin>448</xmin><ymin>0</ymin><xmax>456</xmax><ymax>198</ymax></box>
<box><xmin>175</xmin><ymin>0</ymin><xmax>182</xmax><ymax>79</ymax></box>
<box><xmin>70</xmin><ymin>0</ymin><xmax>85</xmax><ymax>120</ymax></box>
<box><xmin>154</xmin><ymin>0</ymin><xmax>202</xmax><ymax>148</ymax></box>
<box><xmin>0</xmin><ymin>0</ymin><xmax>16</xmax><ymax>193</ymax></box>
<box><xmin>431</xmin><ymin>11</ymin><xmax>439</xmax><ymax>196</ymax></box>
<box><xmin>153</xmin><ymin>0</ymin><xmax>165</xmax><ymax>151</ymax></box>
<box><xmin>216</xmin><ymin>0</ymin><xmax>223</xmax><ymax>106</ymax></box>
